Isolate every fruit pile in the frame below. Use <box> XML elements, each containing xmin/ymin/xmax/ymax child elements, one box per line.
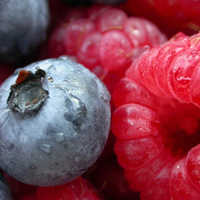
<box><xmin>1</xmin><ymin>0</ymin><xmax>200</xmax><ymax>200</ymax></box>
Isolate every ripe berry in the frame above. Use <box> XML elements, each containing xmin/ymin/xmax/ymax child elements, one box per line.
<box><xmin>0</xmin><ymin>0</ymin><xmax>49</xmax><ymax>63</ymax></box>
<box><xmin>120</xmin><ymin>0</ymin><xmax>200</xmax><ymax>37</ymax></box>
<box><xmin>21</xmin><ymin>177</ymin><xmax>103</xmax><ymax>200</ymax></box>
<box><xmin>47</xmin><ymin>4</ymin><xmax>166</xmax><ymax>77</ymax></box>
<box><xmin>0</xmin><ymin>56</ymin><xmax>111</xmax><ymax>186</ymax></box>
<box><xmin>112</xmin><ymin>31</ymin><xmax>200</xmax><ymax>199</ymax></box>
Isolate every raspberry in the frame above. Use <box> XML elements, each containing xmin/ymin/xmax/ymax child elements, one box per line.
<box><xmin>120</xmin><ymin>0</ymin><xmax>200</xmax><ymax>37</ymax></box>
<box><xmin>112</xmin><ymin>103</ymin><xmax>160</xmax><ymax>141</ymax></box>
<box><xmin>35</xmin><ymin>177</ymin><xmax>102</xmax><ymax>200</ymax></box>
<box><xmin>126</xmin><ymin>32</ymin><xmax>200</xmax><ymax>103</ymax></box>
<box><xmin>112</xmin><ymin>31</ymin><xmax>200</xmax><ymax>199</ymax></box>
<box><xmin>153</xmin><ymin>33</ymin><xmax>190</xmax><ymax>97</ymax></box>
<box><xmin>112</xmin><ymin>78</ymin><xmax>162</xmax><ymax>110</ymax></box>
<box><xmin>170</xmin><ymin>158</ymin><xmax>200</xmax><ymax>200</ymax></box>
<box><xmin>99</xmin><ymin>30</ymin><xmax>132</xmax><ymax>75</ymax></box>
<box><xmin>47</xmin><ymin>4</ymin><xmax>166</xmax><ymax>77</ymax></box>
<box><xmin>21</xmin><ymin>177</ymin><xmax>103</xmax><ymax>200</ymax></box>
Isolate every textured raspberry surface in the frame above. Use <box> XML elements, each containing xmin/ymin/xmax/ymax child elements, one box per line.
<box><xmin>4</xmin><ymin>1</ymin><xmax>200</xmax><ymax>200</ymax></box>
<box><xmin>120</xmin><ymin>0</ymin><xmax>200</xmax><ymax>37</ymax></box>
<box><xmin>21</xmin><ymin>177</ymin><xmax>102</xmax><ymax>200</ymax></box>
<box><xmin>112</xmin><ymin>31</ymin><xmax>200</xmax><ymax>199</ymax></box>
<box><xmin>46</xmin><ymin>4</ymin><xmax>166</xmax><ymax>79</ymax></box>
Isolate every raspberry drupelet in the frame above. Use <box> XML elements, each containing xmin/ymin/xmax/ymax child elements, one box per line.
<box><xmin>120</xmin><ymin>0</ymin><xmax>200</xmax><ymax>37</ymax></box>
<box><xmin>112</xmin><ymin>31</ymin><xmax>200</xmax><ymax>199</ymax></box>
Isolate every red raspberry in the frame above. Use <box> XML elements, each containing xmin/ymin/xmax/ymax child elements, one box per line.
<box><xmin>22</xmin><ymin>177</ymin><xmax>103</xmax><ymax>200</ymax></box>
<box><xmin>112</xmin><ymin>31</ymin><xmax>200</xmax><ymax>199</ymax></box>
<box><xmin>126</xmin><ymin>32</ymin><xmax>200</xmax><ymax>103</ymax></box>
<box><xmin>46</xmin><ymin>4</ymin><xmax>166</xmax><ymax>78</ymax></box>
<box><xmin>170</xmin><ymin>158</ymin><xmax>200</xmax><ymax>200</ymax></box>
<box><xmin>120</xmin><ymin>0</ymin><xmax>200</xmax><ymax>37</ymax></box>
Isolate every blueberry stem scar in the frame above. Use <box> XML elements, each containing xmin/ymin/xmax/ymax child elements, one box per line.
<box><xmin>7</xmin><ymin>69</ymin><xmax>49</xmax><ymax>115</ymax></box>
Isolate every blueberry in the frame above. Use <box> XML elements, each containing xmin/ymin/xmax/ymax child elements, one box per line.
<box><xmin>0</xmin><ymin>56</ymin><xmax>111</xmax><ymax>186</ymax></box>
<box><xmin>0</xmin><ymin>173</ymin><xmax>12</xmax><ymax>200</ymax></box>
<box><xmin>0</xmin><ymin>0</ymin><xmax>49</xmax><ymax>63</ymax></box>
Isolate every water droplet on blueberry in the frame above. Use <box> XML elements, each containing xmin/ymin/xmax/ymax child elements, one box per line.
<box><xmin>54</xmin><ymin>133</ymin><xmax>65</xmax><ymax>143</ymax></box>
<box><xmin>48</xmin><ymin>76</ymin><xmax>54</xmax><ymax>82</ymax></box>
<box><xmin>39</xmin><ymin>144</ymin><xmax>52</xmax><ymax>155</ymax></box>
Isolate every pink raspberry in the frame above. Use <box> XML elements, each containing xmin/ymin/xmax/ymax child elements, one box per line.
<box><xmin>112</xmin><ymin>31</ymin><xmax>200</xmax><ymax>199</ymax></box>
<box><xmin>21</xmin><ymin>177</ymin><xmax>103</xmax><ymax>200</ymax></box>
<box><xmin>46</xmin><ymin>4</ymin><xmax>166</xmax><ymax>78</ymax></box>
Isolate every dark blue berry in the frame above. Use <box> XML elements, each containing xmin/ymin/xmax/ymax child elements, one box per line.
<box><xmin>0</xmin><ymin>0</ymin><xmax>49</xmax><ymax>63</ymax></box>
<box><xmin>0</xmin><ymin>56</ymin><xmax>111</xmax><ymax>186</ymax></box>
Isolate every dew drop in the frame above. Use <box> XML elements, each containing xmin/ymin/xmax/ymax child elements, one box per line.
<box><xmin>39</xmin><ymin>144</ymin><xmax>52</xmax><ymax>155</ymax></box>
<box><xmin>100</xmin><ymin>93</ymin><xmax>108</xmax><ymax>103</ymax></box>
<box><xmin>190</xmin><ymin>50</ymin><xmax>199</xmax><ymax>58</ymax></box>
<box><xmin>175</xmin><ymin>75</ymin><xmax>191</xmax><ymax>83</ymax></box>
<box><xmin>174</xmin><ymin>70</ymin><xmax>191</xmax><ymax>84</ymax></box>
<box><xmin>54</xmin><ymin>133</ymin><xmax>65</xmax><ymax>143</ymax></box>
<box><xmin>58</xmin><ymin>56</ymin><xmax>69</xmax><ymax>60</ymax></box>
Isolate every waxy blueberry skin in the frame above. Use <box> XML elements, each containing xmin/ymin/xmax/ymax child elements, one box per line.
<box><xmin>0</xmin><ymin>57</ymin><xmax>111</xmax><ymax>186</ymax></box>
<box><xmin>0</xmin><ymin>0</ymin><xmax>49</xmax><ymax>63</ymax></box>
<box><xmin>0</xmin><ymin>173</ymin><xmax>12</xmax><ymax>200</ymax></box>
